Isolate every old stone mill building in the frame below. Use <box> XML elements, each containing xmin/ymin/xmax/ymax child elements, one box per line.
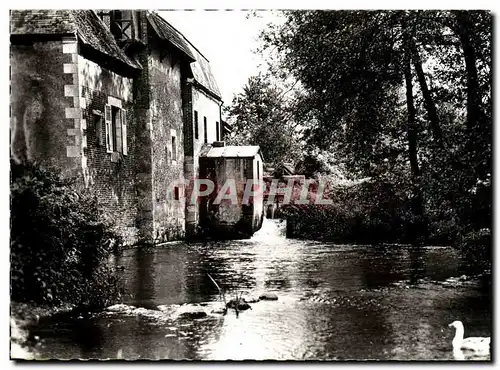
<box><xmin>10</xmin><ymin>10</ymin><xmax>264</xmax><ymax>246</ymax></box>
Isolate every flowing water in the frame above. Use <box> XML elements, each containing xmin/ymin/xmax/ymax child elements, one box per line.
<box><xmin>25</xmin><ymin>219</ymin><xmax>491</xmax><ymax>361</ymax></box>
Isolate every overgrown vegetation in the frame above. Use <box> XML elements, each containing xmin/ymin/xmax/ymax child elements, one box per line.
<box><xmin>227</xmin><ymin>11</ymin><xmax>491</xmax><ymax>266</ymax></box>
<box><xmin>10</xmin><ymin>161</ymin><xmax>122</xmax><ymax>309</ymax></box>
<box><xmin>279</xmin><ymin>177</ymin><xmax>490</xmax><ymax>273</ymax></box>
<box><xmin>280</xmin><ymin>177</ymin><xmax>484</xmax><ymax>245</ymax></box>
<box><xmin>282</xmin><ymin>180</ymin><xmax>413</xmax><ymax>244</ymax></box>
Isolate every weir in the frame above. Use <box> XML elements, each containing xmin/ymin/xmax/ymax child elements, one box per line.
<box><xmin>250</xmin><ymin>217</ymin><xmax>287</xmax><ymax>243</ymax></box>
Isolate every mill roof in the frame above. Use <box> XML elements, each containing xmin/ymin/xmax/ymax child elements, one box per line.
<box><xmin>146</xmin><ymin>11</ymin><xmax>196</xmax><ymax>61</ymax></box>
<box><xmin>150</xmin><ymin>12</ymin><xmax>222</xmax><ymax>100</ymax></box>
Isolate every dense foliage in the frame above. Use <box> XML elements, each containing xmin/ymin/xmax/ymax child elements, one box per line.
<box><xmin>10</xmin><ymin>161</ymin><xmax>122</xmax><ymax>309</ymax></box>
<box><xmin>233</xmin><ymin>10</ymin><xmax>491</xmax><ymax>254</ymax></box>
<box><xmin>282</xmin><ymin>180</ymin><xmax>413</xmax><ymax>244</ymax></box>
<box><xmin>224</xmin><ymin>74</ymin><xmax>304</xmax><ymax>166</ymax></box>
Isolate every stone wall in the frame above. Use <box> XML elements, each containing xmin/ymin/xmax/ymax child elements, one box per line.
<box><xmin>78</xmin><ymin>55</ymin><xmax>139</xmax><ymax>245</ymax></box>
<box><xmin>183</xmin><ymin>84</ymin><xmax>222</xmax><ymax>237</ymax></box>
<box><xmin>149</xmin><ymin>47</ymin><xmax>185</xmax><ymax>242</ymax></box>
<box><xmin>133</xmin><ymin>47</ymin><xmax>154</xmax><ymax>244</ymax></box>
<box><xmin>10</xmin><ymin>37</ymin><xmax>81</xmax><ymax>176</ymax></box>
<box><xmin>182</xmin><ymin>81</ymin><xmax>197</xmax><ymax>237</ymax></box>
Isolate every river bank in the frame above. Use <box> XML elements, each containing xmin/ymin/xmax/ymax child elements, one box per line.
<box><xmin>10</xmin><ymin>302</ymin><xmax>78</xmax><ymax>359</ymax></box>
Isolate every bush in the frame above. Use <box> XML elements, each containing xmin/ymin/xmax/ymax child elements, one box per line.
<box><xmin>282</xmin><ymin>179</ymin><xmax>414</xmax><ymax>244</ymax></box>
<box><xmin>455</xmin><ymin>228</ymin><xmax>491</xmax><ymax>274</ymax></box>
<box><xmin>10</xmin><ymin>161</ymin><xmax>122</xmax><ymax>309</ymax></box>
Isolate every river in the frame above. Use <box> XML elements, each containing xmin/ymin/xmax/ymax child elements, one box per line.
<box><xmin>25</xmin><ymin>219</ymin><xmax>491</xmax><ymax>361</ymax></box>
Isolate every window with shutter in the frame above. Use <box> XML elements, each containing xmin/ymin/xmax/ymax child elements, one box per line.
<box><xmin>121</xmin><ymin>108</ymin><xmax>128</xmax><ymax>155</ymax></box>
<box><xmin>105</xmin><ymin>104</ymin><xmax>113</xmax><ymax>152</ymax></box>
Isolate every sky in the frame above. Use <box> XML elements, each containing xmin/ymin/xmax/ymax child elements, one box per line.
<box><xmin>159</xmin><ymin>10</ymin><xmax>279</xmax><ymax>106</ymax></box>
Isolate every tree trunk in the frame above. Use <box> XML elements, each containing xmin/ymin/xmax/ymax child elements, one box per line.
<box><xmin>410</xmin><ymin>40</ymin><xmax>444</xmax><ymax>147</ymax></box>
<box><xmin>452</xmin><ymin>10</ymin><xmax>486</xmax><ymax>132</ymax></box>
<box><xmin>452</xmin><ymin>10</ymin><xmax>491</xmax><ymax>184</ymax></box>
<box><xmin>402</xmin><ymin>21</ymin><xmax>425</xmax><ymax>244</ymax></box>
<box><xmin>404</xmin><ymin>62</ymin><xmax>420</xmax><ymax>181</ymax></box>
<box><xmin>452</xmin><ymin>11</ymin><xmax>491</xmax><ymax>229</ymax></box>
<box><xmin>402</xmin><ymin>21</ymin><xmax>420</xmax><ymax>183</ymax></box>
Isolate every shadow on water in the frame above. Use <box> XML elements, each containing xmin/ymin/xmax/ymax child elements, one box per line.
<box><xmin>182</xmin><ymin>240</ymin><xmax>259</xmax><ymax>302</ymax></box>
<box><xmin>360</xmin><ymin>244</ymin><xmax>407</xmax><ymax>289</ymax></box>
<box><xmin>409</xmin><ymin>246</ymin><xmax>426</xmax><ymax>284</ymax></box>
<box><xmin>300</xmin><ymin>289</ymin><xmax>392</xmax><ymax>360</ymax></box>
<box><xmin>183</xmin><ymin>241</ymin><xmax>236</xmax><ymax>303</ymax></box>
<box><xmin>133</xmin><ymin>248</ymin><xmax>157</xmax><ymax>309</ymax></box>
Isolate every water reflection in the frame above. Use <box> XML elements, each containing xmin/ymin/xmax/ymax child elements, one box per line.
<box><xmin>75</xmin><ymin>319</ymin><xmax>103</xmax><ymax>356</ymax></box>
<box><xmin>409</xmin><ymin>246</ymin><xmax>426</xmax><ymax>284</ymax></box>
<box><xmin>360</xmin><ymin>245</ymin><xmax>405</xmax><ymax>289</ymax></box>
<box><xmin>28</xmin><ymin>220</ymin><xmax>491</xmax><ymax>361</ymax></box>
<box><xmin>133</xmin><ymin>248</ymin><xmax>157</xmax><ymax>309</ymax></box>
<box><xmin>301</xmin><ymin>295</ymin><xmax>392</xmax><ymax>360</ymax></box>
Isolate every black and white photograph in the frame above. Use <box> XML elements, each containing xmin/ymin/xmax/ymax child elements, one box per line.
<box><xmin>8</xmin><ymin>7</ymin><xmax>492</xmax><ymax>361</ymax></box>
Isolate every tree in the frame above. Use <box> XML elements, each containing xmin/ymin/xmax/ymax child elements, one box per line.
<box><xmin>259</xmin><ymin>10</ymin><xmax>492</xmax><ymax>243</ymax></box>
<box><xmin>224</xmin><ymin>74</ymin><xmax>303</xmax><ymax>167</ymax></box>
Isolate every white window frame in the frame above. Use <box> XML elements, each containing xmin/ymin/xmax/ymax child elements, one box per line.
<box><xmin>105</xmin><ymin>97</ymin><xmax>128</xmax><ymax>155</ymax></box>
<box><xmin>104</xmin><ymin>104</ymin><xmax>113</xmax><ymax>153</ymax></box>
<box><xmin>121</xmin><ymin>109</ymin><xmax>128</xmax><ymax>155</ymax></box>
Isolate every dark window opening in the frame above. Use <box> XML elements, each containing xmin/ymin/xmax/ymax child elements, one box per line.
<box><xmin>257</xmin><ymin>160</ymin><xmax>260</xmax><ymax>179</ymax></box>
<box><xmin>216</xmin><ymin>121</ymin><xmax>220</xmax><ymax>141</ymax></box>
<box><xmin>204</xmin><ymin>116</ymin><xmax>208</xmax><ymax>144</ymax></box>
<box><xmin>172</xmin><ymin>135</ymin><xmax>177</xmax><ymax>161</ymax></box>
<box><xmin>194</xmin><ymin>110</ymin><xmax>199</xmax><ymax>139</ymax></box>
<box><xmin>174</xmin><ymin>186</ymin><xmax>180</xmax><ymax>200</ymax></box>
<box><xmin>111</xmin><ymin>106</ymin><xmax>119</xmax><ymax>151</ymax></box>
